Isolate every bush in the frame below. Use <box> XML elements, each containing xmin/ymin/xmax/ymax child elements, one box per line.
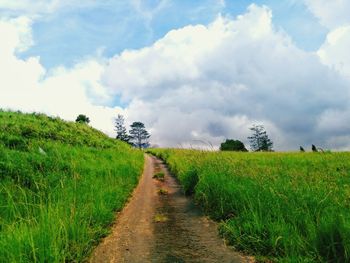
<box><xmin>220</xmin><ymin>139</ymin><xmax>248</xmax><ymax>152</ymax></box>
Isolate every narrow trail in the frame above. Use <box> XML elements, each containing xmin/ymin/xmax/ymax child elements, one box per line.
<box><xmin>90</xmin><ymin>155</ymin><xmax>253</xmax><ymax>263</ymax></box>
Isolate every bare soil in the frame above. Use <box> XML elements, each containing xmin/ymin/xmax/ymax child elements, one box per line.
<box><xmin>90</xmin><ymin>155</ymin><xmax>253</xmax><ymax>263</ymax></box>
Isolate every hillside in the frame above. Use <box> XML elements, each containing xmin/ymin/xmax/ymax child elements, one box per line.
<box><xmin>0</xmin><ymin>110</ymin><xmax>144</xmax><ymax>262</ymax></box>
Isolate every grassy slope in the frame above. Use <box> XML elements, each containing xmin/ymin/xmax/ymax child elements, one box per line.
<box><xmin>149</xmin><ymin>149</ymin><xmax>350</xmax><ymax>262</ymax></box>
<box><xmin>0</xmin><ymin>111</ymin><xmax>144</xmax><ymax>262</ymax></box>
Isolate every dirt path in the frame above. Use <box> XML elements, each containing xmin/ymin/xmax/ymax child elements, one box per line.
<box><xmin>90</xmin><ymin>155</ymin><xmax>252</xmax><ymax>263</ymax></box>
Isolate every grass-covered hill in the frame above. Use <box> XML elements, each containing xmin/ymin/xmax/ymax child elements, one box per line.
<box><xmin>0</xmin><ymin>110</ymin><xmax>144</xmax><ymax>262</ymax></box>
<box><xmin>149</xmin><ymin>149</ymin><xmax>350</xmax><ymax>262</ymax></box>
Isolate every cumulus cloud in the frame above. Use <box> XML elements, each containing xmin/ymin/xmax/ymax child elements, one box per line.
<box><xmin>306</xmin><ymin>0</ymin><xmax>350</xmax><ymax>77</ymax></box>
<box><xmin>2</xmin><ymin>4</ymin><xmax>350</xmax><ymax>150</ymax></box>
<box><xmin>103</xmin><ymin>4</ymin><xmax>350</xmax><ymax>150</ymax></box>
<box><xmin>305</xmin><ymin>0</ymin><xmax>350</xmax><ymax>29</ymax></box>
<box><xmin>304</xmin><ymin>0</ymin><xmax>350</xmax><ymax>149</ymax></box>
<box><xmin>305</xmin><ymin>0</ymin><xmax>350</xmax><ymax>77</ymax></box>
<box><xmin>318</xmin><ymin>25</ymin><xmax>350</xmax><ymax>77</ymax></box>
<box><xmin>0</xmin><ymin>16</ymin><xmax>122</xmax><ymax>136</ymax></box>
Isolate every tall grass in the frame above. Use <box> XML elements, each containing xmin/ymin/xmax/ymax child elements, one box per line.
<box><xmin>149</xmin><ymin>149</ymin><xmax>350</xmax><ymax>262</ymax></box>
<box><xmin>0</xmin><ymin>111</ymin><xmax>144</xmax><ymax>262</ymax></box>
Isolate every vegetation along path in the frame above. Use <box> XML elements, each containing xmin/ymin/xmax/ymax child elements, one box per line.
<box><xmin>91</xmin><ymin>155</ymin><xmax>252</xmax><ymax>263</ymax></box>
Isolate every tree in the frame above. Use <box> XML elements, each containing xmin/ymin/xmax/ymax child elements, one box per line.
<box><xmin>220</xmin><ymin>139</ymin><xmax>248</xmax><ymax>152</ymax></box>
<box><xmin>300</xmin><ymin>146</ymin><xmax>305</xmax><ymax>152</ymax></box>
<box><xmin>75</xmin><ymin>114</ymin><xmax>90</xmax><ymax>124</ymax></box>
<box><xmin>248</xmin><ymin>124</ymin><xmax>273</xmax><ymax>152</ymax></box>
<box><xmin>114</xmin><ymin>114</ymin><xmax>130</xmax><ymax>143</ymax></box>
<box><xmin>312</xmin><ymin>144</ymin><xmax>318</xmax><ymax>152</ymax></box>
<box><xmin>129</xmin><ymin>122</ymin><xmax>150</xmax><ymax>149</ymax></box>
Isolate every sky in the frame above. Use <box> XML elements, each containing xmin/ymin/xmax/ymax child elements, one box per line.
<box><xmin>1</xmin><ymin>0</ymin><xmax>350</xmax><ymax>150</ymax></box>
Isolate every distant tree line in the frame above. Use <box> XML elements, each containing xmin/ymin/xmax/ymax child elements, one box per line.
<box><xmin>220</xmin><ymin>123</ymin><xmax>325</xmax><ymax>153</ymax></box>
<box><xmin>220</xmin><ymin>124</ymin><xmax>273</xmax><ymax>152</ymax></box>
<box><xmin>75</xmin><ymin>113</ymin><xmax>322</xmax><ymax>152</ymax></box>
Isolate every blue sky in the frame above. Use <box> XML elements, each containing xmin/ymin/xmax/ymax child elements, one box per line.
<box><xmin>15</xmin><ymin>0</ymin><xmax>327</xmax><ymax>68</ymax></box>
<box><xmin>1</xmin><ymin>0</ymin><xmax>350</xmax><ymax>150</ymax></box>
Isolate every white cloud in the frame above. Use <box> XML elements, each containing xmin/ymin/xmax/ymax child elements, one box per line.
<box><xmin>0</xmin><ymin>16</ymin><xmax>122</xmax><ymax>136</ymax></box>
<box><xmin>306</xmin><ymin>1</ymin><xmax>350</xmax><ymax>80</ymax></box>
<box><xmin>103</xmin><ymin>4</ymin><xmax>350</xmax><ymax>150</ymax></box>
<box><xmin>305</xmin><ymin>0</ymin><xmax>350</xmax><ymax>29</ymax></box>
<box><xmin>318</xmin><ymin>25</ymin><xmax>350</xmax><ymax>78</ymax></box>
<box><xmin>315</xmin><ymin>23</ymin><xmax>350</xmax><ymax>150</ymax></box>
<box><xmin>0</xmin><ymin>16</ymin><xmax>33</xmax><ymax>54</ymax></box>
<box><xmin>2</xmin><ymin>4</ymin><xmax>350</xmax><ymax>150</ymax></box>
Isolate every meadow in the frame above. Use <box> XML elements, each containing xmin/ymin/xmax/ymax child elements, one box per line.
<box><xmin>0</xmin><ymin>111</ymin><xmax>144</xmax><ymax>262</ymax></box>
<box><xmin>149</xmin><ymin>148</ymin><xmax>350</xmax><ymax>262</ymax></box>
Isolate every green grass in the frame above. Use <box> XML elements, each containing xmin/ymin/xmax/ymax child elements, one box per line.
<box><xmin>0</xmin><ymin>110</ymin><xmax>144</xmax><ymax>262</ymax></box>
<box><xmin>148</xmin><ymin>148</ymin><xmax>350</xmax><ymax>262</ymax></box>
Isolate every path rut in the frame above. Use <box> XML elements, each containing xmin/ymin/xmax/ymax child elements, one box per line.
<box><xmin>90</xmin><ymin>155</ymin><xmax>252</xmax><ymax>263</ymax></box>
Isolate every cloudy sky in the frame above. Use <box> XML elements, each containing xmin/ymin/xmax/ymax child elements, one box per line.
<box><xmin>1</xmin><ymin>0</ymin><xmax>350</xmax><ymax>150</ymax></box>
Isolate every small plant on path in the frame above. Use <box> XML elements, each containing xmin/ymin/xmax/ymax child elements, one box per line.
<box><xmin>153</xmin><ymin>172</ymin><xmax>165</xmax><ymax>181</ymax></box>
<box><xmin>154</xmin><ymin>214</ymin><xmax>168</xmax><ymax>222</ymax></box>
<box><xmin>158</xmin><ymin>188</ymin><xmax>168</xmax><ymax>195</ymax></box>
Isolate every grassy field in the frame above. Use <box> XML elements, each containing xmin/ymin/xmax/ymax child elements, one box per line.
<box><xmin>0</xmin><ymin>110</ymin><xmax>144</xmax><ymax>262</ymax></box>
<box><xmin>149</xmin><ymin>148</ymin><xmax>350</xmax><ymax>262</ymax></box>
